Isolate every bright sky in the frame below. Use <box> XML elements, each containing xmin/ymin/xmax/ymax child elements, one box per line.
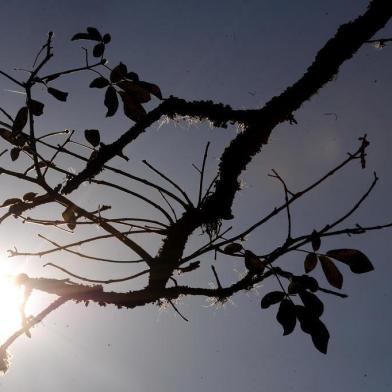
<box><xmin>0</xmin><ymin>1</ymin><xmax>391</xmax><ymax>391</ymax></box>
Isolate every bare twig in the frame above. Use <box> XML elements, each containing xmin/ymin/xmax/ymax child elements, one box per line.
<box><xmin>44</xmin><ymin>262</ymin><xmax>150</xmax><ymax>284</ymax></box>
<box><xmin>198</xmin><ymin>142</ymin><xmax>210</xmax><ymax>206</ymax></box>
<box><xmin>143</xmin><ymin>159</ymin><xmax>194</xmax><ymax>207</ymax></box>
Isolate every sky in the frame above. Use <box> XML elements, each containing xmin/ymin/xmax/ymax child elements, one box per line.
<box><xmin>0</xmin><ymin>1</ymin><xmax>391</xmax><ymax>391</ymax></box>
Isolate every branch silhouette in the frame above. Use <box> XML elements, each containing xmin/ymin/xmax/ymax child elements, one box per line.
<box><xmin>0</xmin><ymin>1</ymin><xmax>390</xmax><ymax>369</ymax></box>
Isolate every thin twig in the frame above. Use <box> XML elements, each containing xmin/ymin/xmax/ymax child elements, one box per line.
<box><xmin>143</xmin><ymin>159</ymin><xmax>194</xmax><ymax>207</ymax></box>
<box><xmin>211</xmin><ymin>265</ymin><xmax>222</xmax><ymax>289</ymax></box>
<box><xmin>198</xmin><ymin>142</ymin><xmax>210</xmax><ymax>206</ymax></box>
<box><xmin>43</xmin><ymin>130</ymin><xmax>74</xmax><ymax>176</ymax></box>
<box><xmin>159</xmin><ymin>190</ymin><xmax>177</xmax><ymax>221</ymax></box>
<box><xmin>0</xmin><ymin>296</ymin><xmax>69</xmax><ymax>352</ymax></box>
<box><xmin>168</xmin><ymin>299</ymin><xmax>189</xmax><ymax>322</ymax></box>
<box><xmin>0</xmin><ymin>107</ymin><xmax>13</xmax><ymax>122</ymax></box>
<box><xmin>44</xmin><ymin>262</ymin><xmax>150</xmax><ymax>284</ymax></box>
<box><xmin>269</xmin><ymin>169</ymin><xmax>292</xmax><ymax>240</ymax></box>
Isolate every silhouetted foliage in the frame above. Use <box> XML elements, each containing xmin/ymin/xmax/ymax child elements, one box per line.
<box><xmin>0</xmin><ymin>1</ymin><xmax>391</xmax><ymax>373</ymax></box>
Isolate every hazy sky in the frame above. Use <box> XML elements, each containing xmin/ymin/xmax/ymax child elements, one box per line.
<box><xmin>0</xmin><ymin>1</ymin><xmax>391</xmax><ymax>391</ymax></box>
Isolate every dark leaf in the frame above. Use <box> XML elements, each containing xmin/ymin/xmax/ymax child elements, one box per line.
<box><xmin>222</xmin><ymin>243</ymin><xmax>243</xmax><ymax>255</ymax></box>
<box><xmin>89</xmin><ymin>77</ymin><xmax>110</xmax><ymax>89</ymax></box>
<box><xmin>304</xmin><ymin>252</ymin><xmax>318</xmax><ymax>273</ymax></box>
<box><xmin>126</xmin><ymin>71</ymin><xmax>139</xmax><ymax>82</ymax></box>
<box><xmin>311</xmin><ymin>230</ymin><xmax>321</xmax><ymax>251</ymax></box>
<box><xmin>117</xmin><ymin>81</ymin><xmax>150</xmax><ymax>103</ymax></box>
<box><xmin>28</xmin><ymin>100</ymin><xmax>44</xmax><ymax>116</ymax></box>
<box><xmin>110</xmin><ymin>63</ymin><xmax>128</xmax><ymax>83</ymax></box>
<box><xmin>287</xmin><ymin>280</ymin><xmax>299</xmax><ymax>294</ymax></box>
<box><xmin>12</xmin><ymin>107</ymin><xmax>29</xmax><ymax>134</ymax></box>
<box><xmin>71</xmin><ymin>32</ymin><xmax>91</xmax><ymax>41</ymax></box>
<box><xmin>87</xmin><ymin>27</ymin><xmax>102</xmax><ymax>41</ymax></box>
<box><xmin>260</xmin><ymin>291</ymin><xmax>285</xmax><ymax>309</ymax></box>
<box><xmin>288</xmin><ymin>275</ymin><xmax>313</xmax><ymax>294</ymax></box>
<box><xmin>89</xmin><ymin>149</ymin><xmax>98</xmax><ymax>161</ymax></box>
<box><xmin>0</xmin><ymin>198</ymin><xmax>22</xmax><ymax>208</ymax></box>
<box><xmin>300</xmin><ymin>275</ymin><xmax>319</xmax><ymax>292</ymax></box>
<box><xmin>295</xmin><ymin>305</ymin><xmax>329</xmax><ymax>354</ymax></box>
<box><xmin>84</xmin><ymin>129</ymin><xmax>100</xmax><ymax>147</ymax></box>
<box><xmin>47</xmin><ymin>87</ymin><xmax>68</xmax><ymax>102</ymax></box>
<box><xmin>93</xmin><ymin>43</ymin><xmax>105</xmax><ymax>58</ymax></box>
<box><xmin>310</xmin><ymin>319</ymin><xmax>329</xmax><ymax>354</ymax></box>
<box><xmin>8</xmin><ymin>202</ymin><xmax>24</xmax><ymax>216</ymax></box>
<box><xmin>0</xmin><ymin>128</ymin><xmax>13</xmax><ymax>143</ymax></box>
<box><xmin>23</xmin><ymin>192</ymin><xmax>37</xmax><ymax>201</ymax></box>
<box><xmin>62</xmin><ymin>206</ymin><xmax>76</xmax><ymax>230</ymax></box>
<box><xmin>295</xmin><ymin>305</ymin><xmax>314</xmax><ymax>334</ymax></box>
<box><xmin>15</xmin><ymin>133</ymin><xmax>30</xmax><ymax>147</ymax></box>
<box><xmin>326</xmin><ymin>249</ymin><xmax>374</xmax><ymax>274</ymax></box>
<box><xmin>0</xmin><ymin>128</ymin><xmax>30</xmax><ymax>148</ymax></box>
<box><xmin>299</xmin><ymin>290</ymin><xmax>324</xmax><ymax>318</ymax></box>
<box><xmin>102</xmin><ymin>33</ymin><xmax>111</xmax><ymax>44</ymax></box>
<box><xmin>276</xmin><ymin>299</ymin><xmax>296</xmax><ymax>336</ymax></box>
<box><xmin>319</xmin><ymin>255</ymin><xmax>343</xmax><ymax>289</ymax></box>
<box><xmin>118</xmin><ymin>91</ymin><xmax>146</xmax><ymax>122</ymax></box>
<box><xmin>104</xmin><ymin>86</ymin><xmax>119</xmax><ymax>117</ymax></box>
<box><xmin>244</xmin><ymin>250</ymin><xmax>265</xmax><ymax>274</ymax></box>
<box><xmin>10</xmin><ymin>147</ymin><xmax>20</xmax><ymax>161</ymax></box>
<box><xmin>67</xmin><ymin>221</ymin><xmax>76</xmax><ymax>230</ymax></box>
<box><xmin>62</xmin><ymin>206</ymin><xmax>75</xmax><ymax>221</ymax></box>
<box><xmin>139</xmin><ymin>81</ymin><xmax>163</xmax><ymax>100</ymax></box>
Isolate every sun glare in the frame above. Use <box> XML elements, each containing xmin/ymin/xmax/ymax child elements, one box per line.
<box><xmin>0</xmin><ymin>265</ymin><xmax>23</xmax><ymax>343</ymax></box>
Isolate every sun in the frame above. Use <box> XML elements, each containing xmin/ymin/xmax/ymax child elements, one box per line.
<box><xmin>0</xmin><ymin>265</ymin><xmax>24</xmax><ymax>343</ymax></box>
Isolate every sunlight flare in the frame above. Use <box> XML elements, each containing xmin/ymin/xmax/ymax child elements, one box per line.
<box><xmin>0</xmin><ymin>264</ymin><xmax>24</xmax><ymax>343</ymax></box>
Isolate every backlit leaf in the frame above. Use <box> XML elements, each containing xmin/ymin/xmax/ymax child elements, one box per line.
<box><xmin>89</xmin><ymin>77</ymin><xmax>110</xmax><ymax>89</ymax></box>
<box><xmin>0</xmin><ymin>198</ymin><xmax>22</xmax><ymax>208</ymax></box>
<box><xmin>222</xmin><ymin>243</ymin><xmax>243</xmax><ymax>255</ymax></box>
<box><xmin>23</xmin><ymin>192</ymin><xmax>37</xmax><ymax>201</ymax></box>
<box><xmin>10</xmin><ymin>148</ymin><xmax>20</xmax><ymax>161</ymax></box>
<box><xmin>86</xmin><ymin>27</ymin><xmax>102</xmax><ymax>41</ymax></box>
<box><xmin>47</xmin><ymin>87</ymin><xmax>68</xmax><ymax>102</ymax></box>
<box><xmin>311</xmin><ymin>230</ymin><xmax>321</xmax><ymax>251</ymax></box>
<box><xmin>71</xmin><ymin>32</ymin><xmax>91</xmax><ymax>41</ymax></box>
<box><xmin>126</xmin><ymin>71</ymin><xmax>139</xmax><ymax>82</ymax></box>
<box><xmin>67</xmin><ymin>222</ymin><xmax>76</xmax><ymax>230</ymax></box>
<box><xmin>139</xmin><ymin>81</ymin><xmax>163</xmax><ymax>100</ymax></box>
<box><xmin>84</xmin><ymin>129</ymin><xmax>100</xmax><ymax>147</ymax></box>
<box><xmin>276</xmin><ymin>299</ymin><xmax>296</xmax><ymax>336</ymax></box>
<box><xmin>326</xmin><ymin>249</ymin><xmax>374</xmax><ymax>274</ymax></box>
<box><xmin>0</xmin><ymin>128</ymin><xmax>13</xmax><ymax>143</ymax></box>
<box><xmin>299</xmin><ymin>290</ymin><xmax>324</xmax><ymax>318</ymax></box>
<box><xmin>244</xmin><ymin>250</ymin><xmax>265</xmax><ymax>274</ymax></box>
<box><xmin>117</xmin><ymin>81</ymin><xmax>150</xmax><ymax>103</ymax></box>
<box><xmin>260</xmin><ymin>291</ymin><xmax>285</xmax><ymax>309</ymax></box>
<box><xmin>28</xmin><ymin>100</ymin><xmax>44</xmax><ymax>116</ymax></box>
<box><xmin>304</xmin><ymin>253</ymin><xmax>318</xmax><ymax>273</ymax></box>
<box><xmin>295</xmin><ymin>305</ymin><xmax>329</xmax><ymax>354</ymax></box>
<box><xmin>310</xmin><ymin>319</ymin><xmax>329</xmax><ymax>354</ymax></box>
<box><xmin>104</xmin><ymin>86</ymin><xmax>119</xmax><ymax>117</ymax></box>
<box><xmin>93</xmin><ymin>43</ymin><xmax>105</xmax><ymax>58</ymax></box>
<box><xmin>62</xmin><ymin>206</ymin><xmax>76</xmax><ymax>230</ymax></box>
<box><xmin>118</xmin><ymin>91</ymin><xmax>146</xmax><ymax>122</ymax></box>
<box><xmin>110</xmin><ymin>63</ymin><xmax>128</xmax><ymax>83</ymax></box>
<box><xmin>102</xmin><ymin>33</ymin><xmax>111</xmax><ymax>44</ymax></box>
<box><xmin>299</xmin><ymin>275</ymin><xmax>319</xmax><ymax>292</ymax></box>
<box><xmin>319</xmin><ymin>255</ymin><xmax>343</xmax><ymax>289</ymax></box>
<box><xmin>12</xmin><ymin>107</ymin><xmax>28</xmax><ymax>134</ymax></box>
